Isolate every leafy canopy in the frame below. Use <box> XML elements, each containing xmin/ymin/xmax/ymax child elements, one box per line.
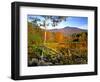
<box><xmin>28</xmin><ymin>15</ymin><xmax>67</xmax><ymax>27</ymax></box>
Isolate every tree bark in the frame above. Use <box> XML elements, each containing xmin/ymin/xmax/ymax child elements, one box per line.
<box><xmin>44</xmin><ymin>26</ymin><xmax>47</xmax><ymax>44</ymax></box>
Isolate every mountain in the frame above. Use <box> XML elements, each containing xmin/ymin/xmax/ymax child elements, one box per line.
<box><xmin>48</xmin><ymin>26</ymin><xmax>87</xmax><ymax>36</ymax></box>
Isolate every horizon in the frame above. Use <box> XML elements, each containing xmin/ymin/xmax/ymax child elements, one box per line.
<box><xmin>40</xmin><ymin>26</ymin><xmax>87</xmax><ymax>30</ymax></box>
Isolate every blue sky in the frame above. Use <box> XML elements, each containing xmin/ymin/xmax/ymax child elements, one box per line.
<box><xmin>28</xmin><ymin>15</ymin><xmax>88</xmax><ymax>30</ymax></box>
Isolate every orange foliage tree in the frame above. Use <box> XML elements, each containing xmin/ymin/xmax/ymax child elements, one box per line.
<box><xmin>55</xmin><ymin>32</ymin><xmax>64</xmax><ymax>43</ymax></box>
<box><xmin>46</xmin><ymin>31</ymin><xmax>52</xmax><ymax>42</ymax></box>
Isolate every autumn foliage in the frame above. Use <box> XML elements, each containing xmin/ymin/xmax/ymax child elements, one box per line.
<box><xmin>28</xmin><ymin>23</ymin><xmax>88</xmax><ymax>66</ymax></box>
<box><xmin>55</xmin><ymin>32</ymin><xmax>64</xmax><ymax>43</ymax></box>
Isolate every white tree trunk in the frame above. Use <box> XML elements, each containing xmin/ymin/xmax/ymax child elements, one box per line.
<box><xmin>44</xmin><ymin>26</ymin><xmax>47</xmax><ymax>44</ymax></box>
<box><xmin>41</xmin><ymin>24</ymin><xmax>47</xmax><ymax>60</ymax></box>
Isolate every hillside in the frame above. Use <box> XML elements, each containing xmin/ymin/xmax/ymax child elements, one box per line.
<box><xmin>28</xmin><ymin>23</ymin><xmax>88</xmax><ymax>66</ymax></box>
<box><xmin>49</xmin><ymin>26</ymin><xmax>87</xmax><ymax>36</ymax></box>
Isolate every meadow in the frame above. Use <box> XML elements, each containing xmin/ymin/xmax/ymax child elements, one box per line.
<box><xmin>28</xmin><ymin>22</ymin><xmax>88</xmax><ymax>66</ymax></box>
